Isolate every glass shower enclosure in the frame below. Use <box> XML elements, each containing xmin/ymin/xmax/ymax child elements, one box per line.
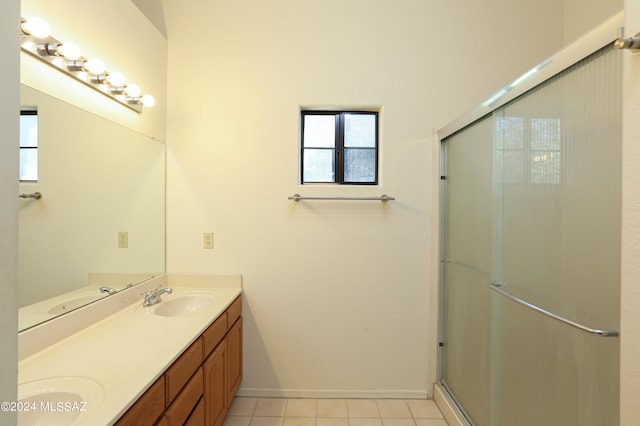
<box><xmin>439</xmin><ymin>25</ymin><xmax>622</xmax><ymax>426</ymax></box>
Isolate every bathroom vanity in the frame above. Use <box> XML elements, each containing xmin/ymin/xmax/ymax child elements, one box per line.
<box><xmin>17</xmin><ymin>275</ymin><xmax>242</xmax><ymax>426</ymax></box>
<box><xmin>116</xmin><ymin>294</ymin><xmax>242</xmax><ymax>425</ymax></box>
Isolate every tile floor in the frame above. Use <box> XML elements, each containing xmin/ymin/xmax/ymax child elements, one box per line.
<box><xmin>223</xmin><ymin>397</ymin><xmax>448</xmax><ymax>426</ymax></box>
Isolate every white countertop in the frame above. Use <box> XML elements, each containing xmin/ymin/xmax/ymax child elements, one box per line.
<box><xmin>17</xmin><ymin>275</ymin><xmax>242</xmax><ymax>425</ymax></box>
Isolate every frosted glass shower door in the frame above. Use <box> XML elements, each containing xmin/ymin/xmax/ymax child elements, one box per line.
<box><xmin>440</xmin><ymin>44</ymin><xmax>621</xmax><ymax>425</ymax></box>
<box><xmin>441</xmin><ymin>115</ymin><xmax>493</xmax><ymax>425</ymax></box>
<box><xmin>490</xmin><ymin>45</ymin><xmax>621</xmax><ymax>426</ymax></box>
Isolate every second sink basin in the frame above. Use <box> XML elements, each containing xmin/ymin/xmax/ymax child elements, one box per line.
<box><xmin>47</xmin><ymin>295</ymin><xmax>105</xmax><ymax>315</ymax></box>
<box><xmin>18</xmin><ymin>376</ymin><xmax>104</xmax><ymax>426</ymax></box>
<box><xmin>152</xmin><ymin>294</ymin><xmax>215</xmax><ymax>317</ymax></box>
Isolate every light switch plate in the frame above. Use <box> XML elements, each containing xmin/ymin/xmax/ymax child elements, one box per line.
<box><xmin>118</xmin><ymin>231</ymin><xmax>128</xmax><ymax>248</ymax></box>
<box><xmin>203</xmin><ymin>232</ymin><xmax>214</xmax><ymax>249</ymax></box>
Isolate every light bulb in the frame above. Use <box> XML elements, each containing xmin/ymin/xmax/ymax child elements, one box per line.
<box><xmin>140</xmin><ymin>94</ymin><xmax>155</xmax><ymax>107</ymax></box>
<box><xmin>21</xmin><ymin>41</ymin><xmax>36</xmax><ymax>52</ymax></box>
<box><xmin>22</xmin><ymin>17</ymin><xmax>50</xmax><ymax>38</ymax></box>
<box><xmin>124</xmin><ymin>84</ymin><xmax>141</xmax><ymax>97</ymax></box>
<box><xmin>83</xmin><ymin>58</ymin><xmax>105</xmax><ymax>75</ymax></box>
<box><xmin>57</xmin><ymin>42</ymin><xmax>82</xmax><ymax>60</ymax></box>
<box><xmin>106</xmin><ymin>72</ymin><xmax>125</xmax><ymax>87</ymax></box>
<box><xmin>51</xmin><ymin>57</ymin><xmax>65</xmax><ymax>68</ymax></box>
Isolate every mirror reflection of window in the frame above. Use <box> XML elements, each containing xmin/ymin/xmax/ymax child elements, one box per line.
<box><xmin>530</xmin><ymin>118</ymin><xmax>561</xmax><ymax>184</ymax></box>
<box><xmin>495</xmin><ymin>115</ymin><xmax>561</xmax><ymax>185</ymax></box>
<box><xmin>19</xmin><ymin>110</ymin><xmax>38</xmax><ymax>182</ymax></box>
<box><xmin>495</xmin><ymin>116</ymin><xmax>525</xmax><ymax>184</ymax></box>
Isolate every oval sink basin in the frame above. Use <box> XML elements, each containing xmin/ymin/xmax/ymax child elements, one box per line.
<box><xmin>18</xmin><ymin>376</ymin><xmax>104</xmax><ymax>426</ymax></box>
<box><xmin>153</xmin><ymin>294</ymin><xmax>215</xmax><ymax>317</ymax></box>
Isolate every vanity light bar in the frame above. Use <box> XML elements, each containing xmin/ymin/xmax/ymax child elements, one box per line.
<box><xmin>20</xmin><ymin>17</ymin><xmax>155</xmax><ymax>114</ymax></box>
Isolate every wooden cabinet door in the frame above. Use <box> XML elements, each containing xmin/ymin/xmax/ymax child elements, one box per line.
<box><xmin>226</xmin><ymin>317</ymin><xmax>242</xmax><ymax>405</ymax></box>
<box><xmin>204</xmin><ymin>339</ymin><xmax>227</xmax><ymax>426</ymax></box>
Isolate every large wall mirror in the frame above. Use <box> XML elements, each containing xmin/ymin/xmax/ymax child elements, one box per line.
<box><xmin>18</xmin><ymin>84</ymin><xmax>165</xmax><ymax>331</ymax></box>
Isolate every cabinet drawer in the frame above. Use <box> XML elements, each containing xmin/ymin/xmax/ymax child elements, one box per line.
<box><xmin>185</xmin><ymin>398</ymin><xmax>205</xmax><ymax>426</ymax></box>
<box><xmin>115</xmin><ymin>376</ymin><xmax>165</xmax><ymax>426</ymax></box>
<box><xmin>164</xmin><ymin>367</ymin><xmax>204</xmax><ymax>426</ymax></box>
<box><xmin>227</xmin><ymin>295</ymin><xmax>242</xmax><ymax>327</ymax></box>
<box><xmin>165</xmin><ymin>338</ymin><xmax>203</xmax><ymax>403</ymax></box>
<box><xmin>202</xmin><ymin>312</ymin><xmax>227</xmax><ymax>358</ymax></box>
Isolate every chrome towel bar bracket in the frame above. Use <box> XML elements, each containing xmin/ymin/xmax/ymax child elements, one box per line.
<box><xmin>288</xmin><ymin>194</ymin><xmax>395</xmax><ymax>202</ymax></box>
<box><xmin>489</xmin><ymin>283</ymin><xmax>619</xmax><ymax>337</ymax></box>
<box><xmin>19</xmin><ymin>192</ymin><xmax>42</xmax><ymax>200</ymax></box>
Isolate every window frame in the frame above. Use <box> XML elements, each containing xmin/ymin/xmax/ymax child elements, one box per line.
<box><xmin>300</xmin><ymin>110</ymin><xmax>379</xmax><ymax>185</ymax></box>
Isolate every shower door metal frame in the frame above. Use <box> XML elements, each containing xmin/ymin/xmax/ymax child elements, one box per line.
<box><xmin>437</xmin><ymin>134</ymin><xmax>477</xmax><ymax>425</ymax></box>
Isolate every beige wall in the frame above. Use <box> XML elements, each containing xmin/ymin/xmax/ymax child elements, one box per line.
<box><xmin>565</xmin><ymin>0</ymin><xmax>623</xmax><ymax>43</ymax></box>
<box><xmin>0</xmin><ymin>0</ymin><xmax>20</xmax><ymax>423</ymax></box>
<box><xmin>621</xmin><ymin>1</ymin><xmax>640</xmax><ymax>423</ymax></box>
<box><xmin>164</xmin><ymin>0</ymin><xmax>564</xmax><ymax>397</ymax></box>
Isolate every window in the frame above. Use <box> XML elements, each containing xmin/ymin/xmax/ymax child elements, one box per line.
<box><xmin>20</xmin><ymin>110</ymin><xmax>38</xmax><ymax>182</ymax></box>
<box><xmin>301</xmin><ymin>111</ymin><xmax>378</xmax><ymax>184</ymax></box>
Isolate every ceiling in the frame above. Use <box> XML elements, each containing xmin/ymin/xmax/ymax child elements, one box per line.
<box><xmin>132</xmin><ymin>0</ymin><xmax>167</xmax><ymax>38</ymax></box>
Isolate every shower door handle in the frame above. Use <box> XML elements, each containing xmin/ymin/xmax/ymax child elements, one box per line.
<box><xmin>489</xmin><ymin>283</ymin><xmax>619</xmax><ymax>337</ymax></box>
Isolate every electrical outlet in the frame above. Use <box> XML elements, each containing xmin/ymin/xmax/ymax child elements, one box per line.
<box><xmin>203</xmin><ymin>232</ymin><xmax>214</xmax><ymax>249</ymax></box>
<box><xmin>118</xmin><ymin>231</ymin><xmax>128</xmax><ymax>248</ymax></box>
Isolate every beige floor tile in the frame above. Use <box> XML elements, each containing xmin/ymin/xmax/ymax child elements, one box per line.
<box><xmin>349</xmin><ymin>419</ymin><xmax>383</xmax><ymax>426</ymax></box>
<box><xmin>224</xmin><ymin>416</ymin><xmax>252</xmax><ymax>426</ymax></box>
<box><xmin>317</xmin><ymin>399</ymin><xmax>348</xmax><ymax>418</ymax></box>
<box><xmin>414</xmin><ymin>420</ymin><xmax>447</xmax><ymax>426</ymax></box>
<box><xmin>250</xmin><ymin>417</ymin><xmax>285</xmax><ymax>426</ymax></box>
<box><xmin>283</xmin><ymin>418</ymin><xmax>316</xmax><ymax>426</ymax></box>
<box><xmin>229</xmin><ymin>397</ymin><xmax>259</xmax><ymax>416</ymax></box>
<box><xmin>234</xmin><ymin>397</ymin><xmax>444</xmax><ymax>426</ymax></box>
<box><xmin>286</xmin><ymin>399</ymin><xmax>318</xmax><ymax>417</ymax></box>
<box><xmin>255</xmin><ymin>398</ymin><xmax>287</xmax><ymax>417</ymax></box>
<box><xmin>381</xmin><ymin>420</ymin><xmax>416</xmax><ymax>426</ymax></box>
<box><xmin>376</xmin><ymin>400</ymin><xmax>412</xmax><ymax>419</ymax></box>
<box><xmin>347</xmin><ymin>399</ymin><xmax>380</xmax><ymax>418</ymax></box>
<box><xmin>317</xmin><ymin>418</ymin><xmax>350</xmax><ymax>426</ymax></box>
<box><xmin>406</xmin><ymin>400</ymin><xmax>443</xmax><ymax>419</ymax></box>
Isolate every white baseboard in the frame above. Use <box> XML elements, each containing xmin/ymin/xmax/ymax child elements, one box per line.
<box><xmin>237</xmin><ymin>388</ymin><xmax>429</xmax><ymax>400</ymax></box>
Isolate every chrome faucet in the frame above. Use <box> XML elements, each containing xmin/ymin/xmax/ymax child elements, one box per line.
<box><xmin>141</xmin><ymin>286</ymin><xmax>173</xmax><ymax>307</ymax></box>
<box><xmin>99</xmin><ymin>286</ymin><xmax>117</xmax><ymax>295</ymax></box>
